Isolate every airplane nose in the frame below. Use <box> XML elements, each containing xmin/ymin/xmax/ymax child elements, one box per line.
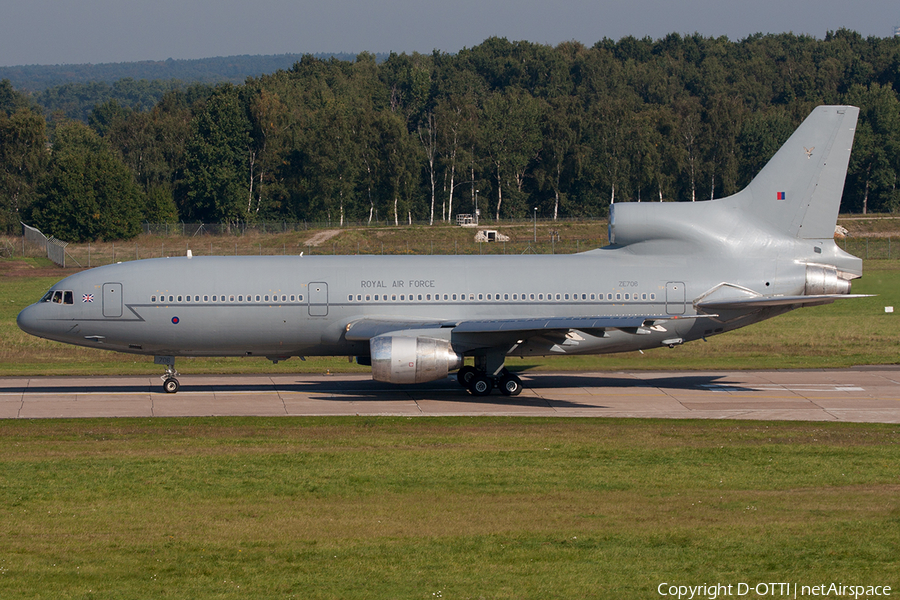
<box><xmin>17</xmin><ymin>304</ymin><xmax>41</xmax><ymax>337</ymax></box>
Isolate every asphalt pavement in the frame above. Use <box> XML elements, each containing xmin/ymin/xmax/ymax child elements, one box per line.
<box><xmin>1</xmin><ymin>367</ymin><xmax>899</xmax><ymax>422</ymax></box>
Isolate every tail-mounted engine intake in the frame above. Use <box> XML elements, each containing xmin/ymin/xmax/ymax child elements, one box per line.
<box><xmin>804</xmin><ymin>264</ymin><xmax>851</xmax><ymax>295</ymax></box>
<box><xmin>370</xmin><ymin>335</ymin><xmax>463</xmax><ymax>384</ymax></box>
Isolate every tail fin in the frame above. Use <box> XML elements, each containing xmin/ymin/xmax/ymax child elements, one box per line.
<box><xmin>740</xmin><ymin>105</ymin><xmax>858</xmax><ymax>239</ymax></box>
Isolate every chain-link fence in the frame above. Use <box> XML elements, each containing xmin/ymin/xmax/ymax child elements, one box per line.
<box><xmin>21</xmin><ymin>223</ymin><xmax>76</xmax><ymax>267</ymax></box>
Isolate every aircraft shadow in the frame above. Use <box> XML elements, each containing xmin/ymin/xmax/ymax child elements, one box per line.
<box><xmin>2</xmin><ymin>373</ymin><xmax>755</xmax><ymax>411</ymax></box>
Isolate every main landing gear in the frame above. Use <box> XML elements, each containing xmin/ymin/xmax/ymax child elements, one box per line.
<box><xmin>155</xmin><ymin>356</ymin><xmax>180</xmax><ymax>393</ymax></box>
<box><xmin>456</xmin><ymin>362</ymin><xmax>523</xmax><ymax>397</ymax></box>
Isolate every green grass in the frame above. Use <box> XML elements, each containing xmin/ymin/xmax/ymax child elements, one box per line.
<box><xmin>2</xmin><ymin>259</ymin><xmax>899</xmax><ymax>377</ymax></box>
<box><xmin>0</xmin><ymin>418</ymin><xmax>897</xmax><ymax>599</ymax></box>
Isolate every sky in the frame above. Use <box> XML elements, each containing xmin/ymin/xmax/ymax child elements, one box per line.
<box><xmin>2</xmin><ymin>0</ymin><xmax>900</xmax><ymax>67</ymax></box>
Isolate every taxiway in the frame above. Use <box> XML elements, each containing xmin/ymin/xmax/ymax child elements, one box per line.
<box><xmin>1</xmin><ymin>367</ymin><xmax>899</xmax><ymax>422</ymax></box>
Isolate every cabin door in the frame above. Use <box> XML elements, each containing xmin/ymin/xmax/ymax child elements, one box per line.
<box><xmin>102</xmin><ymin>282</ymin><xmax>123</xmax><ymax>318</ymax></box>
<box><xmin>308</xmin><ymin>282</ymin><xmax>328</xmax><ymax>316</ymax></box>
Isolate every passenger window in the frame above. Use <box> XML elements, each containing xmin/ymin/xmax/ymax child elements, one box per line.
<box><xmin>194</xmin><ymin>296</ymin><xmax>200</xmax><ymax>302</ymax></box>
<box><xmin>564</xmin><ymin>294</ymin><xmax>569</xmax><ymax>300</ymax></box>
<box><xmin>418</xmin><ymin>294</ymin><xmax>423</xmax><ymax>301</ymax></box>
<box><xmin>204</xmin><ymin>295</ymin><xmax>209</xmax><ymax>302</ymax></box>
<box><xmin>169</xmin><ymin>295</ymin><xmax>174</xmax><ymax>302</ymax></box>
<box><xmin>504</xmin><ymin>294</ymin><xmax>509</xmax><ymax>300</ymax></box>
<box><xmin>616</xmin><ymin>293</ymin><xmax>621</xmax><ymax>300</ymax></box>
<box><xmin>186</xmin><ymin>296</ymin><xmax>192</xmax><ymax>302</ymax></box>
<box><xmin>291</xmin><ymin>295</ymin><xmax>296</xmax><ymax>302</ymax></box>
<box><xmin>452</xmin><ymin>294</ymin><xmax>457</xmax><ymax>300</ymax></box>
<box><xmin>642</xmin><ymin>293</ymin><xmax>647</xmax><ymax>300</ymax></box>
<box><xmin>365</xmin><ymin>295</ymin><xmax>371</xmax><ymax>301</ymax></box>
<box><xmin>477</xmin><ymin>294</ymin><xmax>483</xmax><ymax>300</ymax></box>
<box><xmin>357</xmin><ymin>295</ymin><xmax>362</xmax><ymax>301</ymax></box>
<box><xmin>607</xmin><ymin>293</ymin><xmax>613</xmax><ymax>300</ymax></box>
<box><xmin>650</xmin><ymin>293</ymin><xmax>656</xmax><ymax>300</ymax></box>
<box><xmin>538</xmin><ymin>294</ymin><xmax>543</xmax><ymax>300</ymax></box>
<box><xmin>178</xmin><ymin>295</ymin><xmax>183</xmax><ymax>302</ymax></box>
<box><xmin>151</xmin><ymin>296</ymin><xmax>157</xmax><ymax>303</ymax></box>
<box><xmin>299</xmin><ymin>295</ymin><xmax>304</xmax><ymax>302</ymax></box>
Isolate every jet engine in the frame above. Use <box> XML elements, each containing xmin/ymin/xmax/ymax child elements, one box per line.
<box><xmin>804</xmin><ymin>264</ymin><xmax>851</xmax><ymax>295</ymax></box>
<box><xmin>370</xmin><ymin>335</ymin><xmax>463</xmax><ymax>384</ymax></box>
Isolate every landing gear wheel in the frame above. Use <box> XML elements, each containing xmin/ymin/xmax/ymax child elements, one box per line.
<box><xmin>469</xmin><ymin>375</ymin><xmax>493</xmax><ymax>396</ymax></box>
<box><xmin>457</xmin><ymin>366</ymin><xmax>478</xmax><ymax>387</ymax></box>
<box><xmin>163</xmin><ymin>377</ymin><xmax>180</xmax><ymax>394</ymax></box>
<box><xmin>498</xmin><ymin>373</ymin><xmax>523</xmax><ymax>396</ymax></box>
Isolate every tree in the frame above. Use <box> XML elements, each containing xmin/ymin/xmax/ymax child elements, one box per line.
<box><xmin>479</xmin><ymin>89</ymin><xmax>542</xmax><ymax>220</ymax></box>
<box><xmin>534</xmin><ymin>96</ymin><xmax>582</xmax><ymax>218</ymax></box>
<box><xmin>0</xmin><ymin>107</ymin><xmax>47</xmax><ymax>233</ymax></box>
<box><xmin>28</xmin><ymin>121</ymin><xmax>142</xmax><ymax>242</ymax></box>
<box><xmin>844</xmin><ymin>83</ymin><xmax>900</xmax><ymax>213</ymax></box>
<box><xmin>181</xmin><ymin>86</ymin><xmax>252</xmax><ymax>224</ymax></box>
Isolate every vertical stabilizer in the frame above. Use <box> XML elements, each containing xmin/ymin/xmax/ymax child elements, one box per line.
<box><xmin>741</xmin><ymin>105</ymin><xmax>858</xmax><ymax>239</ymax></box>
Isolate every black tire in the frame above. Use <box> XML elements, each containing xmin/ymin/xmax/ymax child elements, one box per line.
<box><xmin>498</xmin><ymin>373</ymin><xmax>522</xmax><ymax>396</ymax></box>
<box><xmin>457</xmin><ymin>365</ymin><xmax>478</xmax><ymax>387</ymax></box>
<box><xmin>163</xmin><ymin>378</ymin><xmax>180</xmax><ymax>394</ymax></box>
<box><xmin>469</xmin><ymin>375</ymin><xmax>493</xmax><ymax>396</ymax></box>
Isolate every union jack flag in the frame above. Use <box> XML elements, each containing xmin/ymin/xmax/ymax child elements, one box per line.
<box><xmin>82</xmin><ymin>294</ymin><xmax>94</xmax><ymax>303</ymax></box>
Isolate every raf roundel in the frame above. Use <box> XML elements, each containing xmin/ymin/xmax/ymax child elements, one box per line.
<box><xmin>171</xmin><ymin>316</ymin><xmax>180</xmax><ymax>325</ymax></box>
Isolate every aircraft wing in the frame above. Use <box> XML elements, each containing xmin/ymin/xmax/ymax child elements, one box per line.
<box><xmin>697</xmin><ymin>294</ymin><xmax>873</xmax><ymax>310</ymax></box>
<box><xmin>344</xmin><ymin>314</ymin><xmax>710</xmax><ymax>346</ymax></box>
<box><xmin>344</xmin><ymin>318</ymin><xmax>451</xmax><ymax>341</ymax></box>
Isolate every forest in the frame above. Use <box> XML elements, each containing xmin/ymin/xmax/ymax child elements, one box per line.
<box><xmin>3</xmin><ymin>30</ymin><xmax>900</xmax><ymax>242</ymax></box>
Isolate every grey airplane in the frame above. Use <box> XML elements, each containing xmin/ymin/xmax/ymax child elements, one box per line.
<box><xmin>18</xmin><ymin>105</ymin><xmax>867</xmax><ymax>396</ymax></box>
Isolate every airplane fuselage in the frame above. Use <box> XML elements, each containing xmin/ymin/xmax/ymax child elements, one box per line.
<box><xmin>16</xmin><ymin>233</ymin><xmax>845</xmax><ymax>360</ymax></box>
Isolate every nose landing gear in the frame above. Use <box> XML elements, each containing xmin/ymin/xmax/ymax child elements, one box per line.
<box><xmin>155</xmin><ymin>356</ymin><xmax>180</xmax><ymax>393</ymax></box>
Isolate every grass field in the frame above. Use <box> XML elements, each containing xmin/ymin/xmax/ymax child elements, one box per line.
<box><xmin>0</xmin><ymin>417</ymin><xmax>897</xmax><ymax>599</ymax></box>
<box><xmin>2</xmin><ymin>228</ymin><xmax>899</xmax><ymax>599</ymax></box>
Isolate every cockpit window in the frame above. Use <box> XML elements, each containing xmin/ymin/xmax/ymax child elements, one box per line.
<box><xmin>40</xmin><ymin>290</ymin><xmax>75</xmax><ymax>305</ymax></box>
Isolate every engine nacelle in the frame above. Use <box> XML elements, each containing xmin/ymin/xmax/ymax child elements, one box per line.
<box><xmin>370</xmin><ymin>335</ymin><xmax>463</xmax><ymax>384</ymax></box>
<box><xmin>805</xmin><ymin>264</ymin><xmax>851</xmax><ymax>295</ymax></box>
